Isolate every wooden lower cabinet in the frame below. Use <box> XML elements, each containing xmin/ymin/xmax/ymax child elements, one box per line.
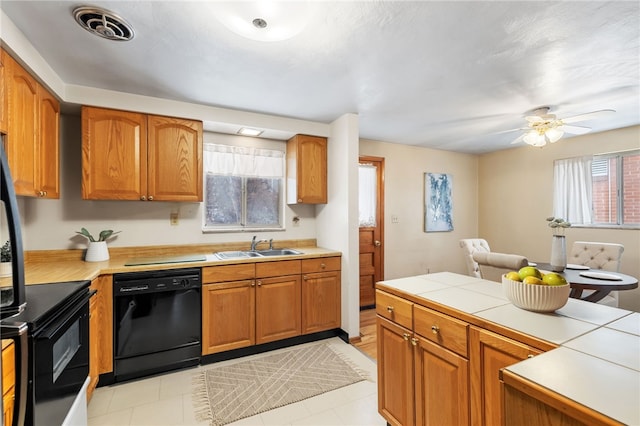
<box><xmin>376</xmin><ymin>292</ymin><xmax>470</xmax><ymax>426</ymax></box>
<box><xmin>90</xmin><ymin>275</ymin><xmax>114</xmax><ymax>381</ymax></box>
<box><xmin>301</xmin><ymin>257</ymin><xmax>341</xmax><ymax>334</ymax></box>
<box><xmin>202</xmin><ymin>279</ymin><xmax>256</xmax><ymax>354</ymax></box>
<box><xmin>256</xmin><ymin>274</ymin><xmax>302</xmax><ymax>344</ymax></box>
<box><xmin>2</xmin><ymin>340</ymin><xmax>15</xmax><ymax>426</ymax></box>
<box><xmin>469</xmin><ymin>326</ymin><xmax>541</xmax><ymax>426</ymax></box>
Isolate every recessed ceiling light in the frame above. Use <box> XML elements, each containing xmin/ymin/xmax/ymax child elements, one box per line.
<box><xmin>237</xmin><ymin>127</ymin><xmax>264</xmax><ymax>137</ymax></box>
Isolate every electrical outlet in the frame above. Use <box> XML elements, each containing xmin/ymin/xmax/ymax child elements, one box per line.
<box><xmin>391</xmin><ymin>215</ymin><xmax>399</xmax><ymax>223</ymax></box>
<box><xmin>170</xmin><ymin>212</ymin><xmax>179</xmax><ymax>225</ymax></box>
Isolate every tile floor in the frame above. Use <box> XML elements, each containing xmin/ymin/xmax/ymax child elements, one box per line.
<box><xmin>88</xmin><ymin>338</ymin><xmax>386</xmax><ymax>426</ymax></box>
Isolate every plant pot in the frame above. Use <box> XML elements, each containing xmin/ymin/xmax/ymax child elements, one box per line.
<box><xmin>0</xmin><ymin>261</ymin><xmax>11</xmax><ymax>277</ymax></box>
<box><xmin>550</xmin><ymin>235</ymin><xmax>567</xmax><ymax>272</ymax></box>
<box><xmin>85</xmin><ymin>241</ymin><xmax>110</xmax><ymax>262</ymax></box>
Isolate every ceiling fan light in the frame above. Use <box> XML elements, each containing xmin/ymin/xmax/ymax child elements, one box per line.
<box><xmin>546</xmin><ymin>127</ymin><xmax>564</xmax><ymax>143</ymax></box>
<box><xmin>523</xmin><ymin>131</ymin><xmax>546</xmax><ymax>147</ymax></box>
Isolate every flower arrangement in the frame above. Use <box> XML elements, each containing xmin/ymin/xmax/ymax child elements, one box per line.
<box><xmin>75</xmin><ymin>228</ymin><xmax>120</xmax><ymax>242</ymax></box>
<box><xmin>1</xmin><ymin>240</ymin><xmax>11</xmax><ymax>263</ymax></box>
<box><xmin>546</xmin><ymin>216</ymin><xmax>571</xmax><ymax>236</ymax></box>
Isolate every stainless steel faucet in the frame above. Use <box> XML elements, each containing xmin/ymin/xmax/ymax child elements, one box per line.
<box><xmin>250</xmin><ymin>235</ymin><xmax>270</xmax><ymax>251</ymax></box>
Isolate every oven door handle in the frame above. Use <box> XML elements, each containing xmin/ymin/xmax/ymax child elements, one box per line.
<box><xmin>39</xmin><ymin>296</ymin><xmax>88</xmax><ymax>341</ymax></box>
<box><xmin>1</xmin><ymin>321</ymin><xmax>28</xmax><ymax>426</ymax></box>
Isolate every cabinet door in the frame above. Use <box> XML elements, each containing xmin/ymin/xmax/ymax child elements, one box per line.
<box><xmin>92</xmin><ymin>275</ymin><xmax>113</xmax><ymax>375</ymax></box>
<box><xmin>37</xmin><ymin>84</ymin><xmax>60</xmax><ymax>198</ymax></box>
<box><xmin>147</xmin><ymin>115</ymin><xmax>202</xmax><ymax>202</ymax></box>
<box><xmin>88</xmin><ymin>291</ymin><xmax>99</xmax><ymax>401</ymax></box>
<box><xmin>82</xmin><ymin>106</ymin><xmax>147</xmax><ymax>200</ymax></box>
<box><xmin>377</xmin><ymin>316</ymin><xmax>414</xmax><ymax>426</ymax></box>
<box><xmin>6</xmin><ymin>54</ymin><xmax>38</xmax><ymax>196</ymax></box>
<box><xmin>256</xmin><ymin>275</ymin><xmax>301</xmax><ymax>344</ymax></box>
<box><xmin>414</xmin><ymin>337</ymin><xmax>469</xmax><ymax>426</ymax></box>
<box><xmin>286</xmin><ymin>135</ymin><xmax>327</xmax><ymax>204</ymax></box>
<box><xmin>202</xmin><ymin>280</ymin><xmax>256</xmax><ymax>355</ymax></box>
<box><xmin>0</xmin><ymin>49</ymin><xmax>7</xmax><ymax>134</ymax></box>
<box><xmin>301</xmin><ymin>270</ymin><xmax>340</xmax><ymax>334</ymax></box>
<box><xmin>469</xmin><ymin>326</ymin><xmax>541</xmax><ymax>426</ymax></box>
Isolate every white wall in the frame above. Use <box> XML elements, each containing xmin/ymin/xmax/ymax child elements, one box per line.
<box><xmin>359</xmin><ymin>139</ymin><xmax>479</xmax><ymax>278</ymax></box>
<box><xmin>479</xmin><ymin>126</ymin><xmax>640</xmax><ymax>311</ymax></box>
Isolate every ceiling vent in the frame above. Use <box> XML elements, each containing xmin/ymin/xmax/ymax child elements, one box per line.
<box><xmin>73</xmin><ymin>6</ymin><xmax>134</xmax><ymax>41</ymax></box>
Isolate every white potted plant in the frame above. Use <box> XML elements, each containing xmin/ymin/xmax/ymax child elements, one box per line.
<box><xmin>75</xmin><ymin>228</ymin><xmax>120</xmax><ymax>262</ymax></box>
<box><xmin>0</xmin><ymin>240</ymin><xmax>11</xmax><ymax>277</ymax></box>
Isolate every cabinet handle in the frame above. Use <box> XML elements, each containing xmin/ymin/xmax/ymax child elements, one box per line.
<box><xmin>527</xmin><ymin>354</ymin><xmax>535</xmax><ymax>359</ymax></box>
<box><xmin>320</xmin><ymin>263</ymin><xmax>326</xmax><ymax>269</ymax></box>
<box><xmin>251</xmin><ymin>281</ymin><xmax>255</xmax><ymax>287</ymax></box>
<box><xmin>411</xmin><ymin>337</ymin><xmax>419</xmax><ymax>346</ymax></box>
<box><xmin>140</xmin><ymin>196</ymin><xmax>146</xmax><ymax>201</ymax></box>
<box><xmin>148</xmin><ymin>195</ymin><xmax>154</xmax><ymax>201</ymax></box>
<box><xmin>257</xmin><ymin>280</ymin><xmax>262</xmax><ymax>286</ymax></box>
<box><xmin>298</xmin><ymin>198</ymin><xmax>303</xmax><ymax>203</ymax></box>
<box><xmin>303</xmin><ymin>275</ymin><xmax>308</xmax><ymax>281</ymax></box>
<box><xmin>386</xmin><ymin>306</ymin><xmax>394</xmax><ymax>313</ymax></box>
<box><xmin>402</xmin><ymin>333</ymin><xmax>410</xmax><ymax>341</ymax></box>
<box><xmin>431</xmin><ymin>325</ymin><xmax>439</xmax><ymax>335</ymax></box>
<box><xmin>374</xmin><ymin>240</ymin><xmax>381</xmax><ymax>247</ymax></box>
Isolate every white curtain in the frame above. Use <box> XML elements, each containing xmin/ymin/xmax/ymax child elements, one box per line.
<box><xmin>359</xmin><ymin>164</ymin><xmax>377</xmax><ymax>227</ymax></box>
<box><xmin>553</xmin><ymin>156</ymin><xmax>593</xmax><ymax>224</ymax></box>
<box><xmin>203</xmin><ymin>143</ymin><xmax>284</xmax><ymax>177</ymax></box>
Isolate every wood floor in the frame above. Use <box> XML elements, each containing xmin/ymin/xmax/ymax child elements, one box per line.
<box><xmin>352</xmin><ymin>308</ymin><xmax>377</xmax><ymax>360</ymax></box>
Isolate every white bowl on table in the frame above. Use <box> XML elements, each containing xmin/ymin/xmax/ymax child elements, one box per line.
<box><xmin>502</xmin><ymin>275</ymin><xmax>570</xmax><ymax>312</ymax></box>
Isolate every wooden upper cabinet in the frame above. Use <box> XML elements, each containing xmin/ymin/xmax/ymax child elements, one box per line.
<box><xmin>82</xmin><ymin>106</ymin><xmax>147</xmax><ymax>200</ymax></box>
<box><xmin>0</xmin><ymin>49</ymin><xmax>7</xmax><ymax>134</ymax></box>
<box><xmin>286</xmin><ymin>134</ymin><xmax>327</xmax><ymax>204</ymax></box>
<box><xmin>82</xmin><ymin>106</ymin><xmax>203</xmax><ymax>201</ymax></box>
<box><xmin>147</xmin><ymin>114</ymin><xmax>202</xmax><ymax>201</ymax></box>
<box><xmin>2</xmin><ymin>49</ymin><xmax>60</xmax><ymax>198</ymax></box>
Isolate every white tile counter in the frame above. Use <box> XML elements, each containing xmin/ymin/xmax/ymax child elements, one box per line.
<box><xmin>377</xmin><ymin>272</ymin><xmax>639</xmax><ymax>425</ymax></box>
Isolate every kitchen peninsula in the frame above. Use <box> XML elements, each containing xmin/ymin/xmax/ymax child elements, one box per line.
<box><xmin>376</xmin><ymin>272</ymin><xmax>638</xmax><ymax>426</ymax></box>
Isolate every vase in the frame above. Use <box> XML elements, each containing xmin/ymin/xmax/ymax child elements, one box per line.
<box><xmin>85</xmin><ymin>241</ymin><xmax>110</xmax><ymax>262</ymax></box>
<box><xmin>550</xmin><ymin>235</ymin><xmax>567</xmax><ymax>272</ymax></box>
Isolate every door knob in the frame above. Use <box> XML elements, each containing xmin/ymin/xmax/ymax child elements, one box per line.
<box><xmin>374</xmin><ymin>240</ymin><xmax>381</xmax><ymax>247</ymax></box>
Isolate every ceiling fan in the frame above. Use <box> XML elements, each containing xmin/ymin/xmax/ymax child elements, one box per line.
<box><xmin>509</xmin><ymin>107</ymin><xmax>615</xmax><ymax>147</ymax></box>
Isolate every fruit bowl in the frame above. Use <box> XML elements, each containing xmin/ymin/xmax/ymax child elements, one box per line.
<box><xmin>502</xmin><ymin>276</ymin><xmax>571</xmax><ymax>312</ymax></box>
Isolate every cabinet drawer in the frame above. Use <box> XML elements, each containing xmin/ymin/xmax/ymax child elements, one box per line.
<box><xmin>256</xmin><ymin>260</ymin><xmax>301</xmax><ymax>278</ymax></box>
<box><xmin>414</xmin><ymin>304</ymin><xmax>468</xmax><ymax>358</ymax></box>
<box><xmin>301</xmin><ymin>256</ymin><xmax>341</xmax><ymax>273</ymax></box>
<box><xmin>203</xmin><ymin>264</ymin><xmax>255</xmax><ymax>283</ymax></box>
<box><xmin>376</xmin><ymin>290</ymin><xmax>413</xmax><ymax>329</ymax></box>
<box><xmin>2</xmin><ymin>340</ymin><xmax>15</xmax><ymax>394</ymax></box>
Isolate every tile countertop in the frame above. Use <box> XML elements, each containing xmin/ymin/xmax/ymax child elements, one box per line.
<box><xmin>377</xmin><ymin>272</ymin><xmax>639</xmax><ymax>425</ymax></box>
<box><xmin>23</xmin><ymin>246</ymin><xmax>341</xmax><ymax>285</ymax></box>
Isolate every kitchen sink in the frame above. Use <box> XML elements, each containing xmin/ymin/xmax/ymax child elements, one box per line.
<box><xmin>214</xmin><ymin>249</ymin><xmax>303</xmax><ymax>259</ymax></box>
<box><xmin>214</xmin><ymin>251</ymin><xmax>264</xmax><ymax>260</ymax></box>
<box><xmin>256</xmin><ymin>249</ymin><xmax>303</xmax><ymax>257</ymax></box>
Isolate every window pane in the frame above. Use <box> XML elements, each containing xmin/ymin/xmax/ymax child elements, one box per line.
<box><xmin>359</xmin><ymin>164</ymin><xmax>377</xmax><ymax>227</ymax></box>
<box><xmin>623</xmin><ymin>154</ymin><xmax>640</xmax><ymax>224</ymax></box>
<box><xmin>592</xmin><ymin>158</ymin><xmax>618</xmax><ymax>224</ymax></box>
<box><xmin>204</xmin><ymin>175</ymin><xmax>242</xmax><ymax>226</ymax></box>
<box><xmin>246</xmin><ymin>178</ymin><xmax>281</xmax><ymax>226</ymax></box>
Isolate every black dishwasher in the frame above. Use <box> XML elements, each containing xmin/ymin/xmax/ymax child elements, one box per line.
<box><xmin>113</xmin><ymin>268</ymin><xmax>201</xmax><ymax>382</ymax></box>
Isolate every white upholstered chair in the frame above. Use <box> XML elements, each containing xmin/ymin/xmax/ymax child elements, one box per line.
<box><xmin>472</xmin><ymin>252</ymin><xmax>529</xmax><ymax>282</ymax></box>
<box><xmin>569</xmin><ymin>241</ymin><xmax>624</xmax><ymax>307</ymax></box>
<box><xmin>459</xmin><ymin>239</ymin><xmax>491</xmax><ymax>278</ymax></box>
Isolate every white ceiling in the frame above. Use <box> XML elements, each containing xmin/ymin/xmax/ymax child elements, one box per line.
<box><xmin>1</xmin><ymin>1</ymin><xmax>639</xmax><ymax>154</ymax></box>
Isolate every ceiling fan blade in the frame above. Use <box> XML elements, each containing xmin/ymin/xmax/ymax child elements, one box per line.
<box><xmin>561</xmin><ymin>109</ymin><xmax>615</xmax><ymax>124</ymax></box>
<box><xmin>510</xmin><ymin>133</ymin><xmax>526</xmax><ymax>145</ymax></box>
<box><xmin>561</xmin><ymin>124</ymin><xmax>592</xmax><ymax>135</ymax></box>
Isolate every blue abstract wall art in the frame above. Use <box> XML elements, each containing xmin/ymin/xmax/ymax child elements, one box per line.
<box><xmin>425</xmin><ymin>173</ymin><xmax>453</xmax><ymax>232</ymax></box>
